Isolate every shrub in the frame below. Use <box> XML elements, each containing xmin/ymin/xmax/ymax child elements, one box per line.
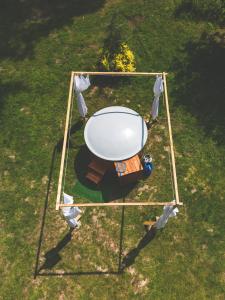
<box><xmin>101</xmin><ymin>42</ymin><xmax>136</xmax><ymax>72</ymax></box>
<box><xmin>99</xmin><ymin>13</ymin><xmax>136</xmax><ymax>72</ymax></box>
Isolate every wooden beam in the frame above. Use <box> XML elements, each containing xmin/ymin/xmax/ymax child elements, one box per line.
<box><xmin>163</xmin><ymin>72</ymin><xmax>180</xmax><ymax>205</ymax></box>
<box><xmin>56</xmin><ymin>72</ymin><xmax>74</xmax><ymax>210</ymax></box>
<box><xmin>72</xmin><ymin>71</ymin><xmax>167</xmax><ymax>77</ymax></box>
<box><xmin>59</xmin><ymin>201</ymin><xmax>183</xmax><ymax>208</ymax></box>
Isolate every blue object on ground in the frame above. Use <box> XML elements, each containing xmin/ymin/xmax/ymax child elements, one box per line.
<box><xmin>144</xmin><ymin>162</ymin><xmax>153</xmax><ymax>176</ymax></box>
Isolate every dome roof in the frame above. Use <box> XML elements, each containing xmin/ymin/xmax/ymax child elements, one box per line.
<box><xmin>84</xmin><ymin>106</ymin><xmax>148</xmax><ymax>161</ymax></box>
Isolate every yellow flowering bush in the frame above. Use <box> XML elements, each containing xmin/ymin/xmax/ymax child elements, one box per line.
<box><xmin>100</xmin><ymin>43</ymin><xmax>136</xmax><ymax>72</ymax></box>
<box><xmin>101</xmin><ymin>55</ymin><xmax>110</xmax><ymax>70</ymax></box>
<box><xmin>114</xmin><ymin>43</ymin><xmax>136</xmax><ymax>72</ymax></box>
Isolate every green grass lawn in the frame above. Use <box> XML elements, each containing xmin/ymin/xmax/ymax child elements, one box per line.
<box><xmin>0</xmin><ymin>0</ymin><xmax>225</xmax><ymax>299</ymax></box>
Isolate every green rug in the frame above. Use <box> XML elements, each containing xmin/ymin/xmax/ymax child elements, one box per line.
<box><xmin>71</xmin><ymin>177</ymin><xmax>135</xmax><ymax>203</ymax></box>
<box><xmin>71</xmin><ymin>181</ymin><xmax>103</xmax><ymax>203</ymax></box>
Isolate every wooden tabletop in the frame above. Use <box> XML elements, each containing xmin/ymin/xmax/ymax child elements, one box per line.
<box><xmin>114</xmin><ymin>154</ymin><xmax>143</xmax><ymax>177</ymax></box>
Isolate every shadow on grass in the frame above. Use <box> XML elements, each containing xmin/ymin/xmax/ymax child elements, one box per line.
<box><xmin>34</xmin><ymin>119</ymin><xmax>136</xmax><ymax>277</ymax></box>
<box><xmin>0</xmin><ymin>80</ymin><xmax>27</xmax><ymax>113</ymax></box>
<box><xmin>173</xmin><ymin>30</ymin><xmax>225</xmax><ymax>144</ymax></box>
<box><xmin>0</xmin><ymin>0</ymin><xmax>106</xmax><ymax>60</ymax></box>
<box><xmin>33</xmin><ymin>144</ymin><xmax>59</xmax><ymax>279</ymax></box>
<box><xmin>35</xmin><ymin>199</ymin><xmax>126</xmax><ymax>277</ymax></box>
<box><xmin>38</xmin><ymin>228</ymin><xmax>74</xmax><ymax>272</ymax></box>
<box><xmin>91</xmin><ymin>75</ymin><xmax>131</xmax><ymax>90</ymax></box>
<box><xmin>34</xmin><ymin>119</ymin><xmax>84</xmax><ymax>278</ymax></box>
<box><xmin>174</xmin><ymin>0</ymin><xmax>225</xmax><ymax>26</ymax></box>
<box><xmin>56</xmin><ymin>119</ymin><xmax>84</xmax><ymax>152</ymax></box>
<box><xmin>121</xmin><ymin>226</ymin><xmax>156</xmax><ymax>270</ymax></box>
<box><xmin>73</xmin><ymin>145</ymin><xmax>137</xmax><ymax>202</ymax></box>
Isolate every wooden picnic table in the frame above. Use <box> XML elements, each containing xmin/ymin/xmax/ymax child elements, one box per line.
<box><xmin>114</xmin><ymin>154</ymin><xmax>143</xmax><ymax>185</ymax></box>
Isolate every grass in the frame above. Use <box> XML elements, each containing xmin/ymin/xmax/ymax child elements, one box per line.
<box><xmin>0</xmin><ymin>0</ymin><xmax>225</xmax><ymax>299</ymax></box>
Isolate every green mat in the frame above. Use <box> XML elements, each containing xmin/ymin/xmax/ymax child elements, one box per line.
<box><xmin>71</xmin><ymin>179</ymin><xmax>135</xmax><ymax>203</ymax></box>
<box><xmin>71</xmin><ymin>181</ymin><xmax>103</xmax><ymax>203</ymax></box>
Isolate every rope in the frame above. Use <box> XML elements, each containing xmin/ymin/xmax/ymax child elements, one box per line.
<box><xmin>62</xmin><ymin>85</ymin><xmax>75</xmax><ymax>195</ymax></box>
<box><xmin>162</xmin><ymin>87</ymin><xmax>165</xmax><ymax>106</ymax></box>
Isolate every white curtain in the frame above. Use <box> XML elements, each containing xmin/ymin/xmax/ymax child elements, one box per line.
<box><xmin>67</xmin><ymin>218</ymin><xmax>79</xmax><ymax>228</ymax></box>
<box><xmin>155</xmin><ymin>205</ymin><xmax>179</xmax><ymax>229</ymax></box>
<box><xmin>62</xmin><ymin>193</ymin><xmax>81</xmax><ymax>228</ymax></box>
<box><xmin>74</xmin><ymin>75</ymin><xmax>90</xmax><ymax>117</ymax></box>
<box><xmin>151</xmin><ymin>75</ymin><xmax>164</xmax><ymax>120</ymax></box>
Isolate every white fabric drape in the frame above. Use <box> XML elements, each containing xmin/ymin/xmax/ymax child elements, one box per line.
<box><xmin>155</xmin><ymin>205</ymin><xmax>179</xmax><ymax>229</ymax></box>
<box><xmin>74</xmin><ymin>75</ymin><xmax>90</xmax><ymax>117</ymax></box>
<box><xmin>151</xmin><ymin>75</ymin><xmax>164</xmax><ymax>120</ymax></box>
<box><xmin>62</xmin><ymin>193</ymin><xmax>81</xmax><ymax>228</ymax></box>
<box><xmin>67</xmin><ymin>218</ymin><xmax>79</xmax><ymax>228</ymax></box>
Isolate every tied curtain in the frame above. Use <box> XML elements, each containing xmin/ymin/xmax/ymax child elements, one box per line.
<box><xmin>74</xmin><ymin>75</ymin><xmax>91</xmax><ymax>118</ymax></box>
<box><xmin>151</xmin><ymin>75</ymin><xmax>164</xmax><ymax>120</ymax></box>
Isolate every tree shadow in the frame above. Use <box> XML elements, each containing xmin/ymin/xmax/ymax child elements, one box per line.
<box><xmin>121</xmin><ymin>226</ymin><xmax>156</xmax><ymax>270</ymax></box>
<box><xmin>0</xmin><ymin>0</ymin><xmax>106</xmax><ymax>60</ymax></box>
<box><xmin>173</xmin><ymin>30</ymin><xmax>225</xmax><ymax>144</ymax></box>
<box><xmin>0</xmin><ymin>80</ymin><xmax>27</xmax><ymax>113</ymax></box>
<box><xmin>174</xmin><ymin>0</ymin><xmax>225</xmax><ymax>26</ymax></box>
<box><xmin>73</xmin><ymin>144</ymin><xmax>137</xmax><ymax>202</ymax></box>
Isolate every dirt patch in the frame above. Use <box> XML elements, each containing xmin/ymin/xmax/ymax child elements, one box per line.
<box><xmin>89</xmin><ymin>86</ymin><xmax>99</xmax><ymax>96</ymax></box>
<box><xmin>59</xmin><ymin>292</ymin><xmax>66</xmax><ymax>300</ymax></box>
<box><xmin>132</xmin><ymin>275</ymin><xmax>149</xmax><ymax>295</ymax></box>
<box><xmin>8</xmin><ymin>154</ymin><xmax>16</xmax><ymax>161</ymax></box>
<box><xmin>127</xmin><ymin>266</ymin><xmax>136</xmax><ymax>275</ymax></box>
<box><xmin>100</xmin><ymin>0</ymin><xmax>122</xmax><ymax>15</ymax></box>
<box><xmin>95</xmin><ymin>227</ymin><xmax>119</xmax><ymax>253</ymax></box>
<box><xmin>41</xmin><ymin>175</ymin><xmax>48</xmax><ymax>185</ymax></box>
<box><xmin>30</xmin><ymin>180</ymin><xmax>36</xmax><ymax>189</ymax></box>
<box><xmin>20</xmin><ymin>106</ymin><xmax>31</xmax><ymax>115</ymax></box>
<box><xmin>128</xmin><ymin>15</ymin><xmax>145</xmax><ymax>29</ymax></box>
<box><xmin>154</xmin><ymin>135</ymin><xmax>162</xmax><ymax>143</ymax></box>
<box><xmin>163</xmin><ymin>146</ymin><xmax>170</xmax><ymax>152</ymax></box>
<box><xmin>55</xmin><ymin>58</ymin><xmax>61</xmax><ymax>64</ymax></box>
<box><xmin>191</xmin><ymin>188</ymin><xmax>197</xmax><ymax>194</ymax></box>
<box><xmin>138</xmin><ymin>184</ymin><xmax>149</xmax><ymax>194</ymax></box>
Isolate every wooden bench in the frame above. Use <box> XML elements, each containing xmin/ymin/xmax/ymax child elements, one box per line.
<box><xmin>88</xmin><ymin>159</ymin><xmax>108</xmax><ymax>175</ymax></box>
<box><xmin>86</xmin><ymin>158</ymin><xmax>109</xmax><ymax>185</ymax></box>
<box><xmin>86</xmin><ymin>169</ymin><xmax>103</xmax><ymax>185</ymax></box>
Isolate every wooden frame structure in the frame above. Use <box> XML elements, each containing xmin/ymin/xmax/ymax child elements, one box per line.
<box><xmin>56</xmin><ymin>71</ymin><xmax>182</xmax><ymax>210</ymax></box>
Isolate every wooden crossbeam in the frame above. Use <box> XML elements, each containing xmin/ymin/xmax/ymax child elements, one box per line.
<box><xmin>72</xmin><ymin>71</ymin><xmax>167</xmax><ymax>76</ymax></box>
<box><xmin>59</xmin><ymin>201</ymin><xmax>183</xmax><ymax>208</ymax></box>
<box><xmin>56</xmin><ymin>72</ymin><xmax>74</xmax><ymax>210</ymax></box>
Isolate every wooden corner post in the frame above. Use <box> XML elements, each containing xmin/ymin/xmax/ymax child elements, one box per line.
<box><xmin>163</xmin><ymin>72</ymin><xmax>181</xmax><ymax>205</ymax></box>
<box><xmin>56</xmin><ymin>72</ymin><xmax>74</xmax><ymax>210</ymax></box>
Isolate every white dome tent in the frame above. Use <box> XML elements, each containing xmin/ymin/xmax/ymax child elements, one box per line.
<box><xmin>56</xmin><ymin>71</ymin><xmax>182</xmax><ymax>211</ymax></box>
<box><xmin>84</xmin><ymin>106</ymin><xmax>148</xmax><ymax>161</ymax></box>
